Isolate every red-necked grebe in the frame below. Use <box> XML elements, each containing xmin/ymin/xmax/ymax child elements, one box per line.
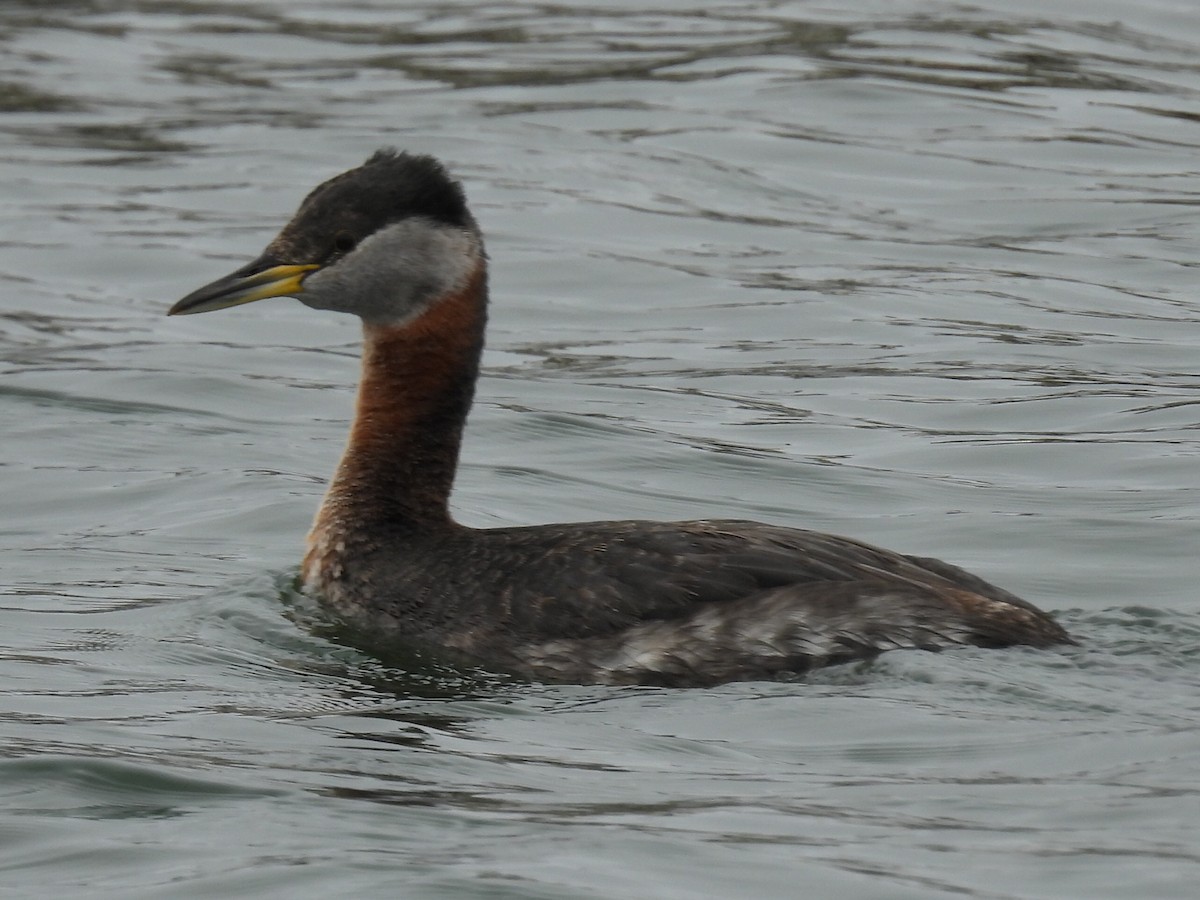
<box><xmin>169</xmin><ymin>149</ymin><xmax>1071</xmax><ymax>686</ymax></box>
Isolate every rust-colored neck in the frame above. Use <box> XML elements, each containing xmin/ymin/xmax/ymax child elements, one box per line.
<box><xmin>317</xmin><ymin>264</ymin><xmax>487</xmax><ymax>534</ymax></box>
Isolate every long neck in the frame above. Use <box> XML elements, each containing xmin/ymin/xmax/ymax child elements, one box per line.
<box><xmin>316</xmin><ymin>264</ymin><xmax>487</xmax><ymax>535</ymax></box>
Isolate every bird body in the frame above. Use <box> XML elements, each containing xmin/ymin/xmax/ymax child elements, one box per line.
<box><xmin>170</xmin><ymin>150</ymin><xmax>1071</xmax><ymax>686</ymax></box>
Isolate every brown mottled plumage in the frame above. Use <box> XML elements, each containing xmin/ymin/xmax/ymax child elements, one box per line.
<box><xmin>169</xmin><ymin>150</ymin><xmax>1072</xmax><ymax>686</ymax></box>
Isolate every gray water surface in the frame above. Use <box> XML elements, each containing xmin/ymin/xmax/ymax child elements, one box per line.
<box><xmin>2</xmin><ymin>1</ymin><xmax>1198</xmax><ymax>897</ymax></box>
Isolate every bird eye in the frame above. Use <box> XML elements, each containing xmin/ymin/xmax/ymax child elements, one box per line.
<box><xmin>332</xmin><ymin>231</ymin><xmax>357</xmax><ymax>255</ymax></box>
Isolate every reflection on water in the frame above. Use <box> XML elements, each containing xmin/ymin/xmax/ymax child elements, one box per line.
<box><xmin>1</xmin><ymin>1</ymin><xmax>1199</xmax><ymax>897</ymax></box>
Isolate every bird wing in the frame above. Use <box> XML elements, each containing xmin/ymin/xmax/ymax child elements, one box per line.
<box><xmin>456</xmin><ymin>518</ymin><xmax>1023</xmax><ymax>641</ymax></box>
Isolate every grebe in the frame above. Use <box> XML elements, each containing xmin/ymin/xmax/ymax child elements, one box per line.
<box><xmin>169</xmin><ymin>150</ymin><xmax>1071</xmax><ymax>686</ymax></box>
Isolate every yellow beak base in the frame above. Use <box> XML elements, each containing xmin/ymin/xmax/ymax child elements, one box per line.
<box><xmin>168</xmin><ymin>262</ymin><xmax>320</xmax><ymax>316</ymax></box>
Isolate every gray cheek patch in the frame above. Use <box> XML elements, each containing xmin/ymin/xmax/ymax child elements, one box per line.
<box><xmin>299</xmin><ymin>219</ymin><xmax>481</xmax><ymax>325</ymax></box>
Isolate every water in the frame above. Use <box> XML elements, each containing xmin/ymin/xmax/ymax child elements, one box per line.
<box><xmin>2</xmin><ymin>1</ymin><xmax>1199</xmax><ymax>896</ymax></box>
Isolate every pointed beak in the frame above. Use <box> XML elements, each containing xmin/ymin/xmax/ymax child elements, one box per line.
<box><xmin>168</xmin><ymin>255</ymin><xmax>320</xmax><ymax>316</ymax></box>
